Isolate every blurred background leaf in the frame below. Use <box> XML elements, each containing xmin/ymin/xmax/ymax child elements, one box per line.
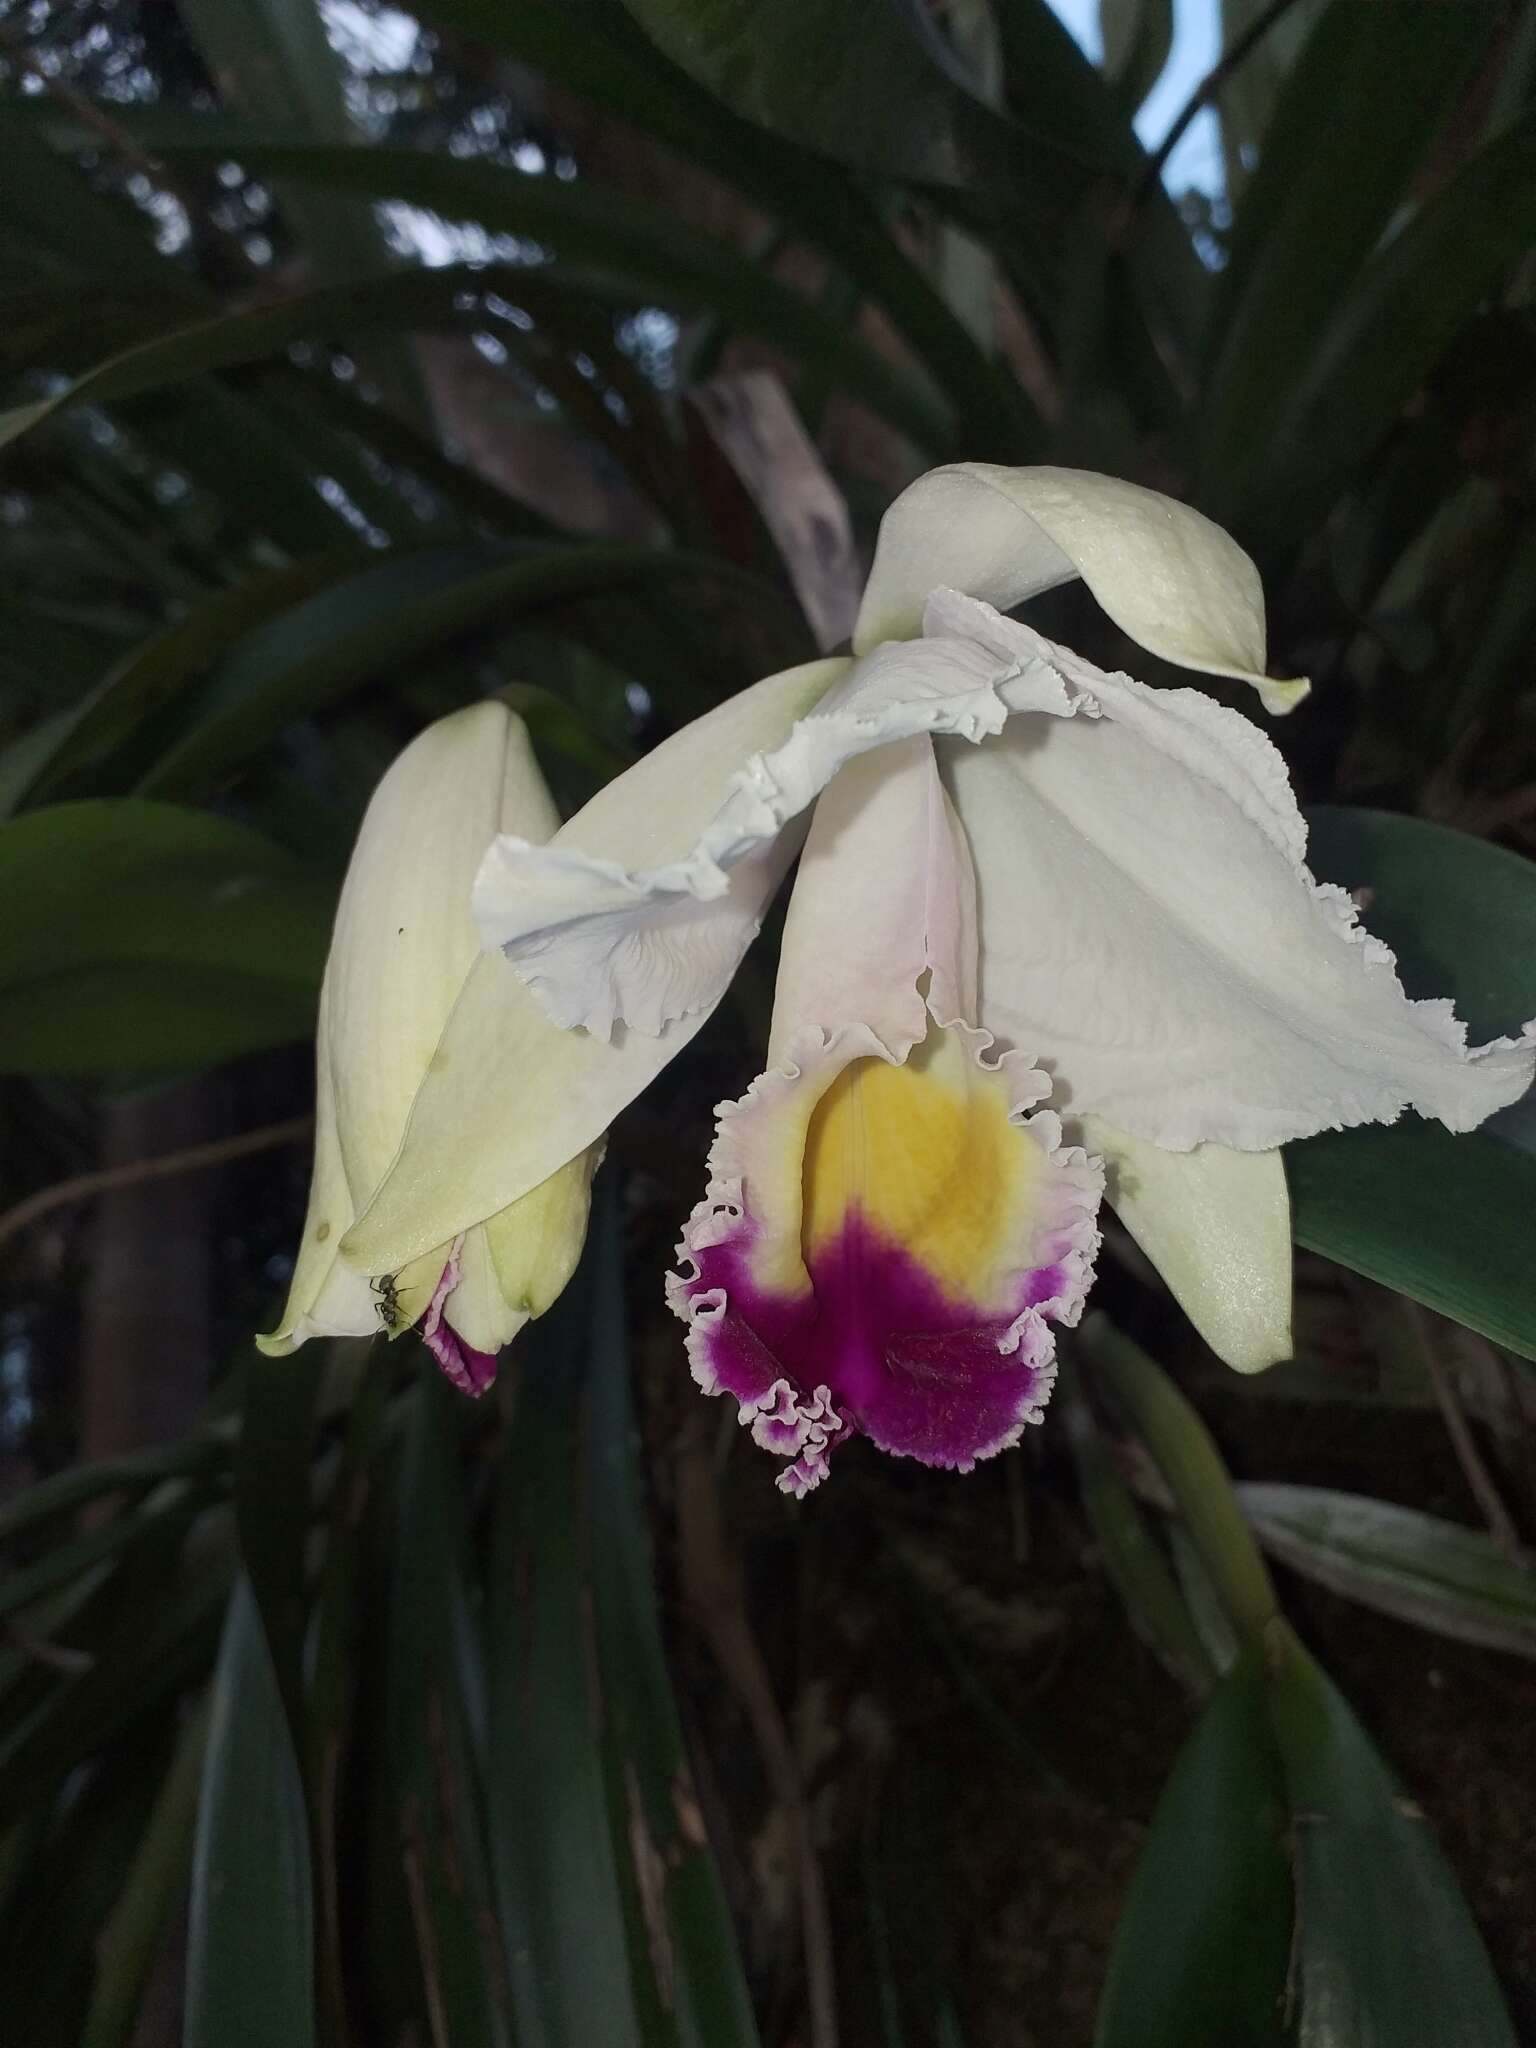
<box><xmin>0</xmin><ymin>800</ymin><xmax>334</xmax><ymax>1074</ymax></box>
<box><xmin>185</xmin><ymin>1577</ymin><xmax>314</xmax><ymax>2048</ymax></box>
<box><xmin>1289</xmin><ymin>808</ymin><xmax>1536</xmax><ymax>1360</ymax></box>
<box><xmin>1238</xmin><ymin>1483</ymin><xmax>1536</xmax><ymax>1660</ymax></box>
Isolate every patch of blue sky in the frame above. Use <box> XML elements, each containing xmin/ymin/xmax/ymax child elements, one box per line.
<box><xmin>1045</xmin><ymin>0</ymin><xmax>1226</xmax><ymax>199</ymax></box>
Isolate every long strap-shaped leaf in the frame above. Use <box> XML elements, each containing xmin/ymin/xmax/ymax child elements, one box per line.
<box><xmin>420</xmin><ymin>0</ymin><xmax>1043</xmax><ymax>450</ymax></box>
<box><xmin>1222</xmin><ymin>112</ymin><xmax>1536</xmax><ymax>544</ymax></box>
<box><xmin>1095</xmin><ymin>1647</ymin><xmax>1292</xmax><ymax>2048</ymax></box>
<box><xmin>0</xmin><ymin>268</ymin><xmax>522</xmax><ymax>454</ymax></box>
<box><xmin>1238</xmin><ymin>1484</ymin><xmax>1536</xmax><ymax>1661</ymax></box>
<box><xmin>0</xmin><ymin>800</ymin><xmax>333</xmax><ymax>1077</ymax></box>
<box><xmin>1199</xmin><ymin>0</ymin><xmax>1502</xmax><ymax>525</ymax></box>
<box><xmin>585</xmin><ymin>1189</ymin><xmax>762</xmax><ymax>2048</ymax></box>
<box><xmin>486</xmin><ymin>1182</ymin><xmax>760</xmax><ymax>2048</ymax></box>
<box><xmin>83</xmin><ymin>1701</ymin><xmax>210</xmax><ymax>2048</ymax></box>
<box><xmin>1267</xmin><ymin>1623</ymin><xmax>1517</xmax><ymax>2048</ymax></box>
<box><xmin>139</xmin><ymin>143</ymin><xmax>956</xmax><ymax>455</ymax></box>
<box><xmin>132</xmin><ymin>542</ymin><xmax>803</xmax><ymax>803</ymax></box>
<box><xmin>381</xmin><ymin>1370</ymin><xmax>519</xmax><ymax>2048</ymax></box>
<box><xmin>1085</xmin><ymin>1321</ymin><xmax>1519</xmax><ymax>2048</ymax></box>
<box><xmin>0</xmin><ymin>263</ymin><xmax>701</xmax><ymax>535</ymax></box>
<box><xmin>1289</xmin><ymin>807</ymin><xmax>1536</xmax><ymax>1363</ymax></box>
<box><xmin>185</xmin><ymin>1576</ymin><xmax>315</xmax><ymax>2048</ymax></box>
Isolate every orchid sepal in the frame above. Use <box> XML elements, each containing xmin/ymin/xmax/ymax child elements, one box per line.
<box><xmin>854</xmin><ymin>462</ymin><xmax>1309</xmax><ymax>714</ymax></box>
<box><xmin>1083</xmin><ymin>1118</ymin><xmax>1294</xmax><ymax>1375</ymax></box>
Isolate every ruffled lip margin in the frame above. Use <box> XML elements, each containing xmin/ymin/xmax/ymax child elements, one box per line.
<box><xmin>667</xmin><ymin>1020</ymin><xmax>1104</xmax><ymax>1494</ymax></box>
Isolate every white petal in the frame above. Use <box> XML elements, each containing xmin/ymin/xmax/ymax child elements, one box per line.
<box><xmin>767</xmin><ymin>735</ymin><xmax>978</xmax><ymax>1066</ymax></box>
<box><xmin>941</xmin><ymin>603</ymin><xmax>1536</xmax><ymax>1148</ymax></box>
<box><xmin>473</xmin><ymin>656</ymin><xmax>849</xmax><ymax>1037</ymax></box>
<box><xmin>1084</xmin><ymin>1118</ymin><xmax>1293</xmax><ymax>1374</ymax></box>
<box><xmin>479</xmin><ymin>638</ymin><xmax>1076</xmax><ymax>1038</ymax></box>
<box><xmin>327</xmin><ymin>701</ymin><xmax>559</xmax><ymax>1202</ymax></box>
<box><xmin>855</xmin><ymin>463</ymin><xmax>1308</xmax><ymax>714</ymax></box>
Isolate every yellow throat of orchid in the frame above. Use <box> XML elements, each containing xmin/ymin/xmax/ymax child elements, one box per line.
<box><xmin>800</xmin><ymin>1024</ymin><xmax>1049</xmax><ymax>1311</ymax></box>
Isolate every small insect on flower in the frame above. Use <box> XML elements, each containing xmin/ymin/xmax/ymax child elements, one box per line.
<box><xmin>370</xmin><ymin>1271</ymin><xmax>401</xmax><ymax>1331</ymax></box>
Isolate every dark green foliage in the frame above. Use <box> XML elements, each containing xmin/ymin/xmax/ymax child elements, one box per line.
<box><xmin>1290</xmin><ymin>810</ymin><xmax>1536</xmax><ymax>1358</ymax></box>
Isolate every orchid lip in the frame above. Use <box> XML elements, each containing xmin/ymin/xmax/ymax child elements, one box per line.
<box><xmin>668</xmin><ymin>1021</ymin><xmax>1103</xmax><ymax>1494</ymax></box>
<box><xmin>420</xmin><ymin>1237</ymin><xmax>500</xmax><ymax>1397</ymax></box>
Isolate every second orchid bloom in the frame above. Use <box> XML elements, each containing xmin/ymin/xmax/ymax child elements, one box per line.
<box><xmin>282</xmin><ymin>465</ymin><xmax>1536</xmax><ymax>1485</ymax></box>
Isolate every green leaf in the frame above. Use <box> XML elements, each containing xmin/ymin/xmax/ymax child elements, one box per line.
<box><xmin>0</xmin><ymin>1722</ymin><xmax>176</xmax><ymax>2047</ymax></box>
<box><xmin>1266</xmin><ymin>1628</ymin><xmax>1516</xmax><ymax>2048</ymax></box>
<box><xmin>0</xmin><ymin>1436</ymin><xmax>229</xmax><ymax>1544</ymax></box>
<box><xmin>479</xmin><ymin>1181</ymin><xmax>756</xmax><ymax>2044</ymax></box>
<box><xmin>283</xmin><ymin>363</ymin><xmax>558</xmax><ymax>543</ymax></box>
<box><xmin>235</xmin><ymin>1350</ymin><xmax>319</xmax><ymax>1738</ymax></box>
<box><xmin>1200</xmin><ymin>0</ymin><xmax>1501</xmax><ymax>521</ymax></box>
<box><xmin>1238</xmin><ymin>1484</ymin><xmax>1536</xmax><ymax>1661</ymax></box>
<box><xmin>618</xmin><ymin>0</ymin><xmax>997</xmax><ymax>185</ymax></box>
<box><xmin>0</xmin><ymin>114</ymin><xmax>399</xmax><ymax>558</ymax></box>
<box><xmin>0</xmin><ymin>107</ymin><xmax>205</xmax><ymax>310</ymax></box>
<box><xmin>124</xmin><ymin>373</ymin><xmax>372</xmax><ymax>558</ymax></box>
<box><xmin>135</xmin><ymin>542</ymin><xmax>797</xmax><ymax>801</ymax></box>
<box><xmin>1232</xmin><ymin>113</ymin><xmax>1536</xmax><ymax>543</ymax></box>
<box><xmin>186</xmin><ymin>1576</ymin><xmax>315</xmax><ymax>2048</ymax></box>
<box><xmin>1291</xmin><ymin>1122</ymin><xmax>1536</xmax><ymax>1363</ymax></box>
<box><xmin>1095</xmin><ymin>1648</ymin><xmax>1291</xmax><ymax>2048</ymax></box>
<box><xmin>303</xmin><ymin>1361</ymin><xmax>388</xmax><ymax>2044</ymax></box>
<box><xmin>1099</xmin><ymin>0</ymin><xmax>1175</xmax><ymax>118</ymax></box>
<box><xmin>618</xmin><ymin>0</ymin><xmax>1152</xmax><ymax>227</ymax></box>
<box><xmin>1308</xmin><ymin>807</ymin><xmax>1536</xmax><ymax>1045</ymax></box>
<box><xmin>615</xmin><ymin>0</ymin><xmax>1210</xmax><ymax>403</ymax></box>
<box><xmin>82</xmin><ymin>1700</ymin><xmax>210</xmax><ymax>2048</ymax></box>
<box><xmin>173</xmin><ymin>0</ymin><xmax>385</xmax><ymax>289</ymax></box>
<box><xmin>423</xmin><ymin>0</ymin><xmax>1042</xmax><ymax>450</ymax></box>
<box><xmin>0</xmin><ymin>1530</ymin><xmax>229</xmax><ymax>1821</ymax></box>
<box><xmin>1288</xmin><ymin>808</ymin><xmax>1536</xmax><ymax>1361</ymax></box>
<box><xmin>1213</xmin><ymin>0</ymin><xmax>1325</xmax><ymax>202</ymax></box>
<box><xmin>584</xmin><ymin>1187</ymin><xmax>761</xmax><ymax>2048</ymax></box>
<box><xmin>0</xmin><ymin>800</ymin><xmax>333</xmax><ymax>1075</ymax></box>
<box><xmin>382</xmin><ymin>1370</ymin><xmax>516</xmax><ymax>2048</ymax></box>
<box><xmin>485</xmin><ymin>1226</ymin><xmax>645</xmax><ymax>2048</ymax></box>
<box><xmin>498</xmin><ymin>681</ymin><xmax>634</xmax><ymax>785</ymax></box>
<box><xmin>0</xmin><ymin>264</ymin><xmax>659</xmax><ymax>462</ymax></box>
<box><xmin>1080</xmin><ymin>1316</ymin><xmax>1281</xmax><ymax>1644</ymax></box>
<box><xmin>0</xmin><ymin>1486</ymin><xmax>213</xmax><ymax>1625</ymax></box>
<box><xmin>1166</xmin><ymin>1523</ymin><xmax>1241</xmax><ymax>1680</ymax></box>
<box><xmin>0</xmin><ymin>555</ymin><xmax>364</xmax><ymax>817</ymax></box>
<box><xmin>153</xmin><ymin>142</ymin><xmax>956</xmax><ymax>454</ymax></box>
<box><xmin>1446</xmin><ymin>509</ymin><xmax>1536</xmax><ymax>728</ymax></box>
<box><xmin>1061</xmin><ymin>1379</ymin><xmax>1215</xmax><ymax>1695</ymax></box>
<box><xmin>1084</xmin><ymin>1332</ymin><xmax>1514</xmax><ymax>2044</ymax></box>
<box><xmin>990</xmin><ymin>0</ymin><xmax>1144</xmax><ymax>176</ymax></box>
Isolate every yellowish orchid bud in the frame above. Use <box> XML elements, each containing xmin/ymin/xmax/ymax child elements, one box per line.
<box><xmin>257</xmin><ymin>701</ymin><xmax>598</xmax><ymax>1393</ymax></box>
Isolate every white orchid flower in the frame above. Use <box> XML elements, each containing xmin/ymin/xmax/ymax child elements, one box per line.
<box><xmin>344</xmin><ymin>467</ymin><xmax>1536</xmax><ymax>1488</ymax></box>
<box><xmin>258</xmin><ymin>701</ymin><xmax>598</xmax><ymax>1394</ymax></box>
